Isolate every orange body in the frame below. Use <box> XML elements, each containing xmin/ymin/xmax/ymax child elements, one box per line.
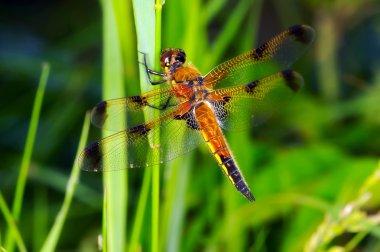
<box><xmin>169</xmin><ymin>64</ymin><xmax>255</xmax><ymax>201</ymax></box>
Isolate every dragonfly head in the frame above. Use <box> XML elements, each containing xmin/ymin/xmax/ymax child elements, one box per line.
<box><xmin>160</xmin><ymin>48</ymin><xmax>186</xmax><ymax>72</ymax></box>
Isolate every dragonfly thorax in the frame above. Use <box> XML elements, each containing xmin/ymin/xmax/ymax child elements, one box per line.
<box><xmin>191</xmin><ymin>89</ymin><xmax>209</xmax><ymax>103</ymax></box>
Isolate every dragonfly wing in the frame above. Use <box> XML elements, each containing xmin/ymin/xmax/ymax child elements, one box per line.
<box><xmin>91</xmin><ymin>86</ymin><xmax>182</xmax><ymax>132</ymax></box>
<box><xmin>79</xmin><ymin>101</ymin><xmax>203</xmax><ymax>171</ymax></box>
<box><xmin>203</xmin><ymin>25</ymin><xmax>315</xmax><ymax>89</ymax></box>
<box><xmin>207</xmin><ymin>70</ymin><xmax>304</xmax><ymax>131</ymax></box>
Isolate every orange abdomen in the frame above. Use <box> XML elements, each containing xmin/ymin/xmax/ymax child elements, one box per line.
<box><xmin>194</xmin><ymin>103</ymin><xmax>255</xmax><ymax>201</ymax></box>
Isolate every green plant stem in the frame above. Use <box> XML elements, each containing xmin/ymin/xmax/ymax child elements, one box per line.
<box><xmin>40</xmin><ymin>112</ymin><xmax>91</xmax><ymax>252</ymax></box>
<box><xmin>152</xmin><ymin>2</ymin><xmax>164</xmax><ymax>251</ymax></box>
<box><xmin>101</xmin><ymin>0</ymin><xmax>127</xmax><ymax>251</ymax></box>
<box><xmin>102</xmin><ymin>194</ymin><xmax>107</xmax><ymax>252</ymax></box>
<box><xmin>0</xmin><ymin>193</ymin><xmax>27</xmax><ymax>252</ymax></box>
<box><xmin>132</xmin><ymin>0</ymin><xmax>157</xmax><ymax>251</ymax></box>
<box><xmin>345</xmin><ymin>231</ymin><xmax>369</xmax><ymax>252</ymax></box>
<box><xmin>155</xmin><ymin>0</ymin><xmax>162</xmax><ymax>60</ymax></box>
<box><xmin>33</xmin><ymin>187</ymin><xmax>48</xmax><ymax>251</ymax></box>
<box><xmin>5</xmin><ymin>63</ymin><xmax>50</xmax><ymax>252</ymax></box>
<box><xmin>161</xmin><ymin>156</ymin><xmax>191</xmax><ymax>252</ymax></box>
<box><xmin>129</xmin><ymin>164</ymin><xmax>152</xmax><ymax>252</ymax></box>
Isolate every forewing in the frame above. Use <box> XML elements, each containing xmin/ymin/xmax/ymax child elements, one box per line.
<box><xmin>78</xmin><ymin>101</ymin><xmax>203</xmax><ymax>171</ymax></box>
<box><xmin>208</xmin><ymin>70</ymin><xmax>304</xmax><ymax>131</ymax></box>
<box><xmin>91</xmin><ymin>86</ymin><xmax>182</xmax><ymax>132</ymax></box>
<box><xmin>203</xmin><ymin>25</ymin><xmax>315</xmax><ymax>89</ymax></box>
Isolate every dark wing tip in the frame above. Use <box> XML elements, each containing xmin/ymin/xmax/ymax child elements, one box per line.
<box><xmin>289</xmin><ymin>25</ymin><xmax>316</xmax><ymax>45</ymax></box>
<box><xmin>91</xmin><ymin>101</ymin><xmax>108</xmax><ymax>128</ymax></box>
<box><xmin>282</xmin><ymin>70</ymin><xmax>304</xmax><ymax>92</ymax></box>
<box><xmin>78</xmin><ymin>142</ymin><xmax>103</xmax><ymax>172</ymax></box>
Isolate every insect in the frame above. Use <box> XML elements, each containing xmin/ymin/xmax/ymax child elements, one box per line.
<box><xmin>78</xmin><ymin>25</ymin><xmax>315</xmax><ymax>201</ymax></box>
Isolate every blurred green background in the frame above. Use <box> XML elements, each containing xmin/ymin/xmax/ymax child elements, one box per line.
<box><xmin>1</xmin><ymin>0</ymin><xmax>380</xmax><ymax>251</ymax></box>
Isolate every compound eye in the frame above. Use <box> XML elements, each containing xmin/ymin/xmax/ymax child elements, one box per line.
<box><xmin>175</xmin><ymin>54</ymin><xmax>186</xmax><ymax>64</ymax></box>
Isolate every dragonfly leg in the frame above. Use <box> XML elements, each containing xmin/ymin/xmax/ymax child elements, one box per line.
<box><xmin>147</xmin><ymin>95</ymin><xmax>176</xmax><ymax>110</ymax></box>
<box><xmin>138</xmin><ymin>51</ymin><xmax>167</xmax><ymax>85</ymax></box>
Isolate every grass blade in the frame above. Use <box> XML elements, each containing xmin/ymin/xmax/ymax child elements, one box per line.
<box><xmin>152</xmin><ymin>2</ymin><xmax>164</xmax><ymax>251</ymax></box>
<box><xmin>0</xmin><ymin>193</ymin><xmax>27</xmax><ymax>252</ymax></box>
<box><xmin>161</xmin><ymin>156</ymin><xmax>192</xmax><ymax>252</ymax></box>
<box><xmin>128</xmin><ymin>166</ymin><xmax>152</xmax><ymax>252</ymax></box>
<box><xmin>32</xmin><ymin>187</ymin><xmax>48</xmax><ymax>251</ymax></box>
<box><xmin>5</xmin><ymin>63</ymin><xmax>50</xmax><ymax>252</ymax></box>
<box><xmin>132</xmin><ymin>0</ymin><xmax>158</xmax><ymax>251</ymax></box>
<box><xmin>40</xmin><ymin>112</ymin><xmax>91</xmax><ymax>252</ymax></box>
<box><xmin>100</xmin><ymin>0</ymin><xmax>128</xmax><ymax>250</ymax></box>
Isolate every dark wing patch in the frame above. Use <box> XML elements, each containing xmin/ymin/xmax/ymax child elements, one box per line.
<box><xmin>90</xmin><ymin>87</ymin><xmax>184</xmax><ymax>132</ymax></box>
<box><xmin>245</xmin><ymin>80</ymin><xmax>259</xmax><ymax>94</ymax></box>
<box><xmin>128</xmin><ymin>124</ymin><xmax>151</xmax><ymax>136</ymax></box>
<box><xmin>290</xmin><ymin>25</ymin><xmax>315</xmax><ymax>44</ymax></box>
<box><xmin>282</xmin><ymin>70</ymin><xmax>303</xmax><ymax>92</ymax></box>
<box><xmin>173</xmin><ymin>109</ymin><xmax>200</xmax><ymax>130</ymax></box>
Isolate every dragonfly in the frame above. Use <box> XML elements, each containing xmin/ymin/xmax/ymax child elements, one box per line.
<box><xmin>78</xmin><ymin>24</ymin><xmax>315</xmax><ymax>202</ymax></box>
